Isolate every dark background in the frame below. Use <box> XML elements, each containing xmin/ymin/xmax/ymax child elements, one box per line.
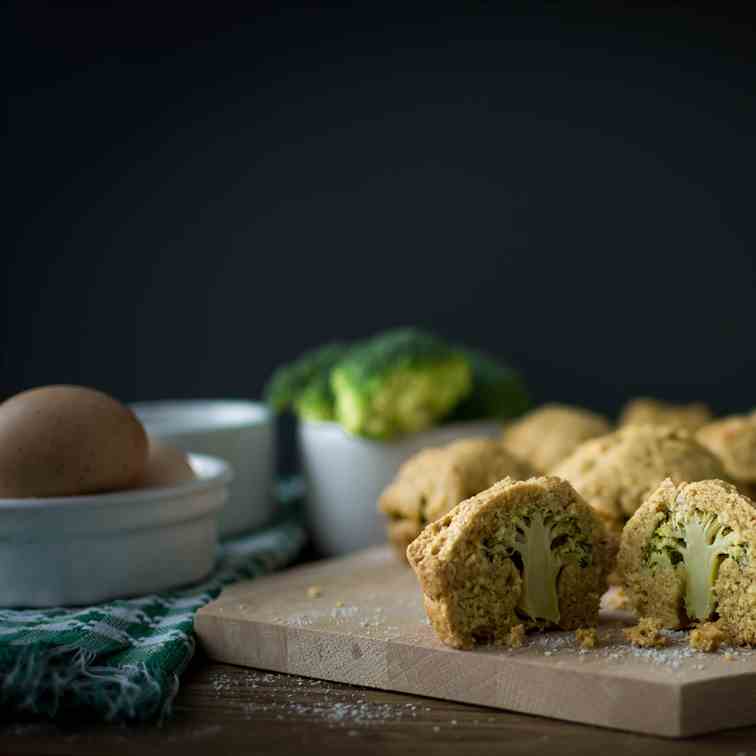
<box><xmin>6</xmin><ymin>3</ymin><xmax>755</xmax><ymax>419</ymax></box>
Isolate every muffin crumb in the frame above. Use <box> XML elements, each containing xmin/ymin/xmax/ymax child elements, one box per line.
<box><xmin>508</xmin><ymin>624</ymin><xmax>526</xmax><ymax>648</ymax></box>
<box><xmin>575</xmin><ymin>627</ymin><xmax>599</xmax><ymax>649</ymax></box>
<box><xmin>624</xmin><ymin>618</ymin><xmax>668</xmax><ymax>648</ymax></box>
<box><xmin>689</xmin><ymin>622</ymin><xmax>728</xmax><ymax>652</ymax></box>
<box><xmin>306</xmin><ymin>585</ymin><xmax>323</xmax><ymax>599</ymax></box>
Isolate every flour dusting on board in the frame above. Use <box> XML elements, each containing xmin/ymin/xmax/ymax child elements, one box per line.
<box><xmin>519</xmin><ymin>623</ymin><xmax>756</xmax><ymax>670</ymax></box>
<box><xmin>278</xmin><ymin>598</ymin><xmax>755</xmax><ymax>671</ymax></box>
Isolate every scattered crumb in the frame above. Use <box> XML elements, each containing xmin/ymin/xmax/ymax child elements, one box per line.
<box><xmin>575</xmin><ymin>628</ymin><xmax>599</xmax><ymax>649</ymax></box>
<box><xmin>433</xmin><ymin>726</ymin><xmax>440</xmax><ymax>733</ymax></box>
<box><xmin>623</xmin><ymin>618</ymin><xmax>668</xmax><ymax>648</ymax></box>
<box><xmin>723</xmin><ymin>653</ymin><xmax>736</xmax><ymax>662</ymax></box>
<box><xmin>335</xmin><ymin>600</ymin><xmax>344</xmax><ymax>608</ymax></box>
<box><xmin>508</xmin><ymin>624</ymin><xmax>525</xmax><ymax>648</ymax></box>
<box><xmin>306</xmin><ymin>585</ymin><xmax>323</xmax><ymax>599</ymax></box>
<box><xmin>689</xmin><ymin>622</ymin><xmax>728</xmax><ymax>653</ymax></box>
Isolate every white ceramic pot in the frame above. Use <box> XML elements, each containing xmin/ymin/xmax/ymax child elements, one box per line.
<box><xmin>0</xmin><ymin>454</ymin><xmax>230</xmax><ymax>607</ymax></box>
<box><xmin>132</xmin><ymin>400</ymin><xmax>274</xmax><ymax>538</ymax></box>
<box><xmin>299</xmin><ymin>419</ymin><xmax>503</xmax><ymax>556</ymax></box>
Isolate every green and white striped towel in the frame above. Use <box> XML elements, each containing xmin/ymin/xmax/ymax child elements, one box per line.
<box><xmin>0</xmin><ymin>495</ymin><xmax>305</xmax><ymax>724</ymax></box>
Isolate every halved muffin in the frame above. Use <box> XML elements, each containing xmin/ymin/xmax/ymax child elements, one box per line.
<box><xmin>407</xmin><ymin>476</ymin><xmax>611</xmax><ymax>649</ymax></box>
<box><xmin>618</xmin><ymin>478</ymin><xmax>756</xmax><ymax>644</ymax></box>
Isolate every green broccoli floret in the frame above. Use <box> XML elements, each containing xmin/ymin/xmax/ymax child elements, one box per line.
<box><xmin>446</xmin><ymin>348</ymin><xmax>530</xmax><ymax>422</ymax></box>
<box><xmin>492</xmin><ymin>510</ymin><xmax>592</xmax><ymax>624</ymax></box>
<box><xmin>294</xmin><ymin>372</ymin><xmax>338</xmax><ymax>421</ymax></box>
<box><xmin>648</xmin><ymin>509</ymin><xmax>746</xmax><ymax>622</ymax></box>
<box><xmin>264</xmin><ymin>342</ymin><xmax>349</xmax><ymax>416</ymax></box>
<box><xmin>330</xmin><ymin>328</ymin><xmax>472</xmax><ymax>440</ymax></box>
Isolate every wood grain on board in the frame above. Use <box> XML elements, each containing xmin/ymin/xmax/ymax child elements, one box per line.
<box><xmin>196</xmin><ymin>546</ymin><xmax>756</xmax><ymax>738</ymax></box>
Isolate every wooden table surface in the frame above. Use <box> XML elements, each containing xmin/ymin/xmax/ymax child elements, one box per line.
<box><xmin>2</xmin><ymin>651</ymin><xmax>755</xmax><ymax>756</ymax></box>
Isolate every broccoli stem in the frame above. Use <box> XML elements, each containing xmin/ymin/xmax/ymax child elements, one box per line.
<box><xmin>516</xmin><ymin>511</ymin><xmax>563</xmax><ymax>624</ymax></box>
<box><xmin>678</xmin><ymin>515</ymin><xmax>736</xmax><ymax>622</ymax></box>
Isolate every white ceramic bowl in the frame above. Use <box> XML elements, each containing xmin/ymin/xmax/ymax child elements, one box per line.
<box><xmin>0</xmin><ymin>454</ymin><xmax>230</xmax><ymax>608</ymax></box>
<box><xmin>299</xmin><ymin>419</ymin><xmax>503</xmax><ymax>556</ymax></box>
<box><xmin>132</xmin><ymin>400</ymin><xmax>274</xmax><ymax>538</ymax></box>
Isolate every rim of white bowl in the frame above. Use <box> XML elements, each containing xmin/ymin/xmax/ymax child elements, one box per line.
<box><xmin>299</xmin><ymin>417</ymin><xmax>504</xmax><ymax>431</ymax></box>
<box><xmin>298</xmin><ymin>417</ymin><xmax>504</xmax><ymax>443</ymax></box>
<box><xmin>131</xmin><ymin>399</ymin><xmax>271</xmax><ymax>435</ymax></box>
<box><xmin>0</xmin><ymin>453</ymin><xmax>232</xmax><ymax>512</ymax></box>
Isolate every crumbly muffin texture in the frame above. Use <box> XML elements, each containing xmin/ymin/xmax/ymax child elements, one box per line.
<box><xmin>618</xmin><ymin>478</ymin><xmax>756</xmax><ymax>645</ymax></box>
<box><xmin>623</xmin><ymin>618</ymin><xmax>668</xmax><ymax>648</ymax></box>
<box><xmin>575</xmin><ymin>627</ymin><xmax>599</xmax><ymax>649</ymax></box>
<box><xmin>697</xmin><ymin>414</ymin><xmax>756</xmax><ymax>487</ymax></box>
<box><xmin>501</xmin><ymin>404</ymin><xmax>611</xmax><ymax>473</ymax></box>
<box><xmin>689</xmin><ymin>622</ymin><xmax>728</xmax><ymax>652</ymax></box>
<box><xmin>551</xmin><ymin>425</ymin><xmax>728</xmax><ymax>532</ymax></box>
<box><xmin>379</xmin><ymin>438</ymin><xmax>534</xmax><ymax>560</ymax></box>
<box><xmin>407</xmin><ymin>476</ymin><xmax>610</xmax><ymax>650</ymax></box>
<box><xmin>619</xmin><ymin>398</ymin><xmax>713</xmax><ymax>433</ymax></box>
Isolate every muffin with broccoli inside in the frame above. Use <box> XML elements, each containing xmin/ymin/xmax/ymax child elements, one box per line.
<box><xmin>619</xmin><ymin>397</ymin><xmax>713</xmax><ymax>433</ymax></box>
<box><xmin>551</xmin><ymin>425</ymin><xmax>728</xmax><ymax>532</ymax></box>
<box><xmin>407</xmin><ymin>476</ymin><xmax>611</xmax><ymax>649</ymax></box>
<box><xmin>618</xmin><ymin>478</ymin><xmax>756</xmax><ymax>644</ymax></box>
<box><xmin>501</xmin><ymin>404</ymin><xmax>611</xmax><ymax>473</ymax></box>
<box><xmin>696</xmin><ymin>414</ymin><xmax>756</xmax><ymax>499</ymax></box>
<box><xmin>379</xmin><ymin>438</ymin><xmax>535</xmax><ymax>561</ymax></box>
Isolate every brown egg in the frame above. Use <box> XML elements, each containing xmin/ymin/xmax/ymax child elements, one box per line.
<box><xmin>140</xmin><ymin>439</ymin><xmax>196</xmax><ymax>488</ymax></box>
<box><xmin>0</xmin><ymin>385</ymin><xmax>148</xmax><ymax>498</ymax></box>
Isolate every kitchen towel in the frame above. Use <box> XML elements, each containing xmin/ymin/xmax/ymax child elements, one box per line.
<box><xmin>0</xmin><ymin>488</ymin><xmax>306</xmax><ymax>724</ymax></box>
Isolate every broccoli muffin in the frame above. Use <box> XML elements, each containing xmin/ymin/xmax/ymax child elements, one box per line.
<box><xmin>619</xmin><ymin>398</ymin><xmax>713</xmax><ymax>433</ymax></box>
<box><xmin>696</xmin><ymin>415</ymin><xmax>756</xmax><ymax>498</ymax></box>
<box><xmin>379</xmin><ymin>438</ymin><xmax>534</xmax><ymax>560</ymax></box>
<box><xmin>618</xmin><ymin>478</ymin><xmax>756</xmax><ymax>645</ymax></box>
<box><xmin>407</xmin><ymin>476</ymin><xmax>611</xmax><ymax>649</ymax></box>
<box><xmin>500</xmin><ymin>404</ymin><xmax>611</xmax><ymax>473</ymax></box>
<box><xmin>551</xmin><ymin>425</ymin><xmax>728</xmax><ymax>532</ymax></box>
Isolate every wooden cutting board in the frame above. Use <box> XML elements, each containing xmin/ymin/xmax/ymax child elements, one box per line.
<box><xmin>195</xmin><ymin>545</ymin><xmax>756</xmax><ymax>738</ymax></box>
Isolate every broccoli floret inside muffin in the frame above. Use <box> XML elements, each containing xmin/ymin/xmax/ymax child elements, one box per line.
<box><xmin>646</xmin><ymin>509</ymin><xmax>748</xmax><ymax>622</ymax></box>
<box><xmin>485</xmin><ymin>510</ymin><xmax>593</xmax><ymax>625</ymax></box>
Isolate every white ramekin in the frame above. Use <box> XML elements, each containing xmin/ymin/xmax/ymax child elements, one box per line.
<box><xmin>0</xmin><ymin>454</ymin><xmax>230</xmax><ymax>607</ymax></box>
<box><xmin>299</xmin><ymin>419</ymin><xmax>503</xmax><ymax>556</ymax></box>
<box><xmin>132</xmin><ymin>400</ymin><xmax>274</xmax><ymax>538</ymax></box>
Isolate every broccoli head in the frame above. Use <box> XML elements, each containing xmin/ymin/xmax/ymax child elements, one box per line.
<box><xmin>294</xmin><ymin>371</ymin><xmax>338</xmax><ymax>421</ymax></box>
<box><xmin>330</xmin><ymin>328</ymin><xmax>472</xmax><ymax>440</ymax></box>
<box><xmin>487</xmin><ymin>510</ymin><xmax>592</xmax><ymax>624</ymax></box>
<box><xmin>447</xmin><ymin>348</ymin><xmax>530</xmax><ymax>422</ymax></box>
<box><xmin>647</xmin><ymin>508</ymin><xmax>747</xmax><ymax>622</ymax></box>
<box><xmin>263</xmin><ymin>342</ymin><xmax>349</xmax><ymax>417</ymax></box>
